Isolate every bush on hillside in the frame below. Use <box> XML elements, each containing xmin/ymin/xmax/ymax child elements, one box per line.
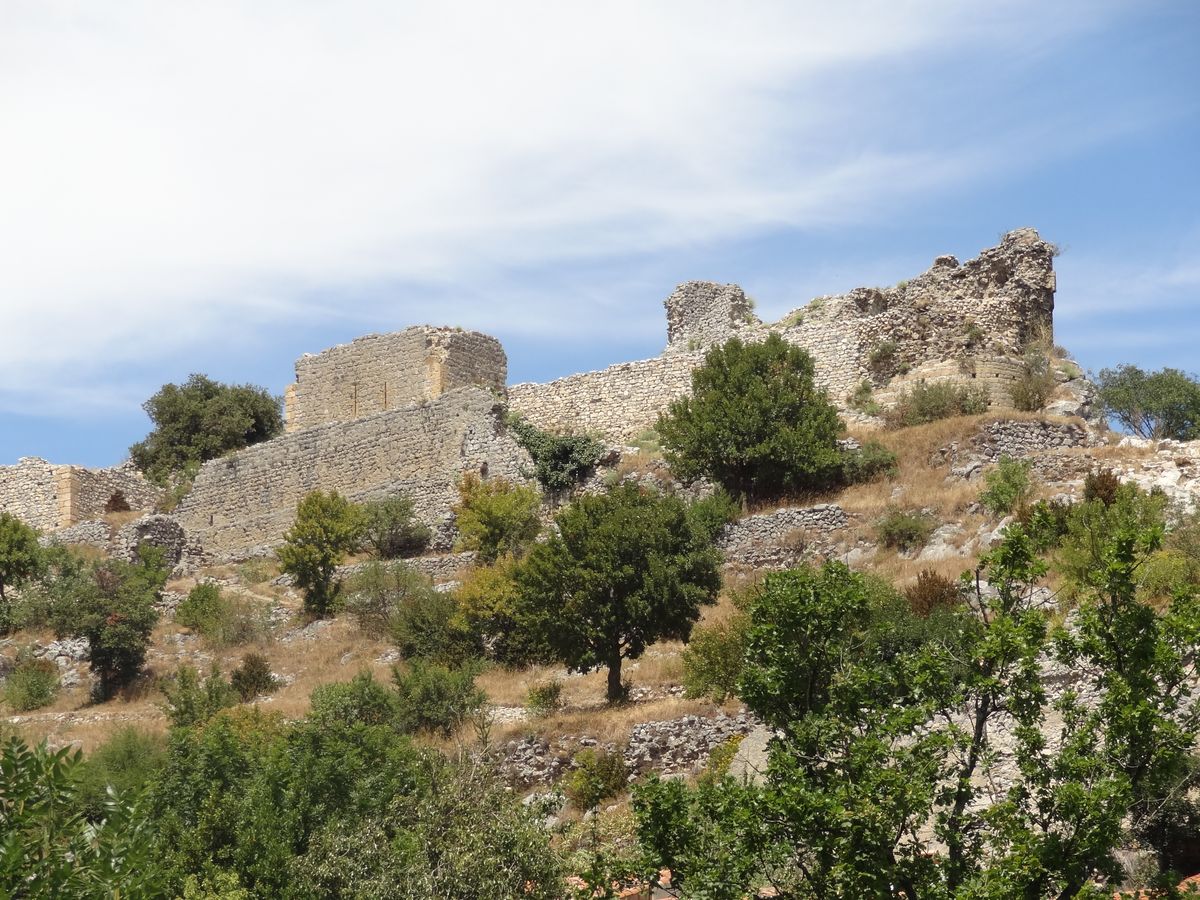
<box><xmin>392</xmin><ymin>661</ymin><xmax>485</xmax><ymax>737</ymax></box>
<box><xmin>1010</xmin><ymin>350</ymin><xmax>1056</xmax><ymax>412</ymax></box>
<box><xmin>175</xmin><ymin>582</ymin><xmax>269</xmax><ymax>647</ymax></box>
<box><xmin>525</xmin><ymin>679</ymin><xmax>564</xmax><ymax>717</ymax></box>
<box><xmin>682</xmin><ymin>609</ymin><xmax>750</xmax><ymax>703</ymax></box>
<box><xmin>452</xmin><ymin>474</ymin><xmax>542</xmax><ymax>562</ymax></box>
<box><xmin>904</xmin><ymin>570</ymin><xmax>963</xmax><ymax>618</ymax></box>
<box><xmin>979</xmin><ymin>456</ymin><xmax>1034</xmax><ymax>516</ymax></box>
<box><xmin>0</xmin><ymin>513</ymin><xmax>41</xmax><ymax>628</ymax></box>
<box><xmin>657</xmin><ymin>334</ymin><xmax>845</xmax><ymax>501</ymax></box>
<box><xmin>130</xmin><ymin>374</ymin><xmax>283</xmax><ymax>485</ymax></box>
<box><xmin>875</xmin><ymin>508</ymin><xmax>936</xmax><ymax>552</ymax></box>
<box><xmin>277</xmin><ymin>490</ymin><xmax>365</xmax><ymax>617</ymax></box>
<box><xmin>883</xmin><ymin>381</ymin><xmax>989</xmax><ymax>429</ymax></box>
<box><xmin>565</xmin><ymin>749</ymin><xmax>629</xmax><ymax>810</ymax></box>
<box><xmin>2</xmin><ymin>653</ymin><xmax>59</xmax><ymax>711</ymax></box>
<box><xmin>230</xmin><ymin>652</ymin><xmax>279</xmax><ymax>702</ymax></box>
<box><xmin>359</xmin><ymin>496</ymin><xmax>431</xmax><ymax>559</ymax></box>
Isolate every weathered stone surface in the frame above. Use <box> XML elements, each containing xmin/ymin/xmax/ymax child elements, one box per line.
<box><xmin>115</xmin><ymin>514</ymin><xmax>188</xmax><ymax>568</ymax></box>
<box><xmin>664</xmin><ymin>281</ymin><xmax>760</xmax><ymax>354</ymax></box>
<box><xmin>285</xmin><ymin>326</ymin><xmax>507</xmax><ymax>432</ymax></box>
<box><xmin>176</xmin><ymin>387</ymin><xmax>533</xmax><ymax>557</ymax></box>
<box><xmin>719</xmin><ymin>504</ymin><xmax>850</xmax><ymax>570</ymax></box>
<box><xmin>0</xmin><ymin>458</ymin><xmax>159</xmax><ymax>532</ymax></box>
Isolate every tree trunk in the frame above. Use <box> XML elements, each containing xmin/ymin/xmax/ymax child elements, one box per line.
<box><xmin>606</xmin><ymin>651</ymin><xmax>624</xmax><ymax>702</ymax></box>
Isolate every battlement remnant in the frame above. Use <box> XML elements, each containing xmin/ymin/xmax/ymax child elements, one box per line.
<box><xmin>664</xmin><ymin>281</ymin><xmax>761</xmax><ymax>354</ymax></box>
<box><xmin>284</xmin><ymin>326</ymin><xmax>507</xmax><ymax>432</ymax></box>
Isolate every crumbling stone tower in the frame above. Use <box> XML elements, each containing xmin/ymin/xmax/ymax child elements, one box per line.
<box><xmin>663</xmin><ymin>281</ymin><xmax>761</xmax><ymax>354</ymax></box>
<box><xmin>284</xmin><ymin>326</ymin><xmax>507</xmax><ymax>432</ymax></box>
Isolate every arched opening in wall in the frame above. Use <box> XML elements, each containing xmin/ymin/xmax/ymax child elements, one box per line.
<box><xmin>105</xmin><ymin>491</ymin><xmax>131</xmax><ymax>513</ymax></box>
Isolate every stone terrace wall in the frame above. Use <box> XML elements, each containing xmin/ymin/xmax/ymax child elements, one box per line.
<box><xmin>0</xmin><ymin>458</ymin><xmax>160</xmax><ymax>531</ymax></box>
<box><xmin>0</xmin><ymin>458</ymin><xmax>61</xmax><ymax>530</ymax></box>
<box><xmin>285</xmin><ymin>326</ymin><xmax>507</xmax><ymax>432</ymax></box>
<box><xmin>509</xmin><ymin>352</ymin><xmax>701</xmax><ymax>442</ymax></box>
<box><xmin>509</xmin><ymin>229</ymin><xmax>1057</xmax><ymax>442</ymax></box>
<box><xmin>177</xmin><ymin>387</ymin><xmax>533</xmax><ymax>557</ymax></box>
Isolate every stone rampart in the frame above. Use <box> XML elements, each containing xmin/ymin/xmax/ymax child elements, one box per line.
<box><xmin>286</xmin><ymin>326</ymin><xmax>507</xmax><ymax>432</ymax></box>
<box><xmin>0</xmin><ymin>458</ymin><xmax>159</xmax><ymax>531</ymax></box>
<box><xmin>509</xmin><ymin>229</ymin><xmax>1057</xmax><ymax>441</ymax></box>
<box><xmin>176</xmin><ymin>387</ymin><xmax>532</xmax><ymax>557</ymax></box>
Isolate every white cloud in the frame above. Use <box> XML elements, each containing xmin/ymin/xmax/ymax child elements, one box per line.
<box><xmin>0</xmin><ymin>0</ymin><xmax>1133</xmax><ymax>415</ymax></box>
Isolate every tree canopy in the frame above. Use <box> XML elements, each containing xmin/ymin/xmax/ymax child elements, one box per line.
<box><xmin>656</xmin><ymin>334</ymin><xmax>845</xmax><ymax>501</ymax></box>
<box><xmin>130</xmin><ymin>374</ymin><xmax>283</xmax><ymax>484</ymax></box>
<box><xmin>1096</xmin><ymin>364</ymin><xmax>1200</xmax><ymax>441</ymax></box>
<box><xmin>0</xmin><ymin>512</ymin><xmax>40</xmax><ymax>617</ymax></box>
<box><xmin>277</xmin><ymin>490</ymin><xmax>365</xmax><ymax>617</ymax></box>
<box><xmin>517</xmin><ymin>483</ymin><xmax>722</xmax><ymax>701</ymax></box>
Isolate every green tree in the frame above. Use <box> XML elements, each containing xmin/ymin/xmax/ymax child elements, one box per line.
<box><xmin>73</xmin><ymin>547</ymin><xmax>167</xmax><ymax>700</ymax></box>
<box><xmin>360</xmin><ymin>495</ymin><xmax>431</xmax><ymax>559</ymax></box>
<box><xmin>0</xmin><ymin>736</ymin><xmax>165</xmax><ymax>898</ymax></box>
<box><xmin>657</xmin><ymin>334</ymin><xmax>844</xmax><ymax>501</ymax></box>
<box><xmin>130</xmin><ymin>373</ymin><xmax>283</xmax><ymax>484</ymax></box>
<box><xmin>518</xmin><ymin>483</ymin><xmax>721</xmax><ymax>701</ymax></box>
<box><xmin>0</xmin><ymin>512</ymin><xmax>40</xmax><ymax>627</ymax></box>
<box><xmin>1096</xmin><ymin>364</ymin><xmax>1200</xmax><ymax>441</ymax></box>
<box><xmin>452</xmin><ymin>473</ymin><xmax>541</xmax><ymax>563</ymax></box>
<box><xmin>277</xmin><ymin>490</ymin><xmax>365</xmax><ymax>617</ymax></box>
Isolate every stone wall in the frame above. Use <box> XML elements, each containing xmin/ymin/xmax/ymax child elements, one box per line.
<box><xmin>664</xmin><ymin>281</ymin><xmax>760</xmax><ymax>354</ymax></box>
<box><xmin>176</xmin><ymin>387</ymin><xmax>533</xmax><ymax>557</ymax></box>
<box><xmin>509</xmin><ymin>352</ymin><xmax>700</xmax><ymax>442</ymax></box>
<box><xmin>0</xmin><ymin>458</ymin><xmax>159</xmax><ymax>532</ymax></box>
<box><xmin>719</xmin><ymin>504</ymin><xmax>850</xmax><ymax>570</ymax></box>
<box><xmin>510</xmin><ymin>229</ymin><xmax>1058</xmax><ymax>442</ymax></box>
<box><xmin>285</xmin><ymin>326</ymin><xmax>507</xmax><ymax>432</ymax></box>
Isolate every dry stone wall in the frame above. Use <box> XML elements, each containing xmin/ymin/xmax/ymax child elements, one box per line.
<box><xmin>510</xmin><ymin>229</ymin><xmax>1058</xmax><ymax>442</ymax></box>
<box><xmin>176</xmin><ymin>387</ymin><xmax>533</xmax><ymax>557</ymax></box>
<box><xmin>0</xmin><ymin>458</ymin><xmax>159</xmax><ymax>532</ymax></box>
<box><xmin>286</xmin><ymin>326</ymin><xmax>507</xmax><ymax>432</ymax></box>
<box><xmin>719</xmin><ymin>504</ymin><xmax>850</xmax><ymax>570</ymax></box>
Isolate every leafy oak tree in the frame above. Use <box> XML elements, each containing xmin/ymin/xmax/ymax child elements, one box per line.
<box><xmin>277</xmin><ymin>490</ymin><xmax>365</xmax><ymax>617</ymax></box>
<box><xmin>1096</xmin><ymin>364</ymin><xmax>1200</xmax><ymax>441</ymax></box>
<box><xmin>0</xmin><ymin>512</ymin><xmax>40</xmax><ymax>628</ymax></box>
<box><xmin>657</xmin><ymin>334</ymin><xmax>844</xmax><ymax>501</ymax></box>
<box><xmin>130</xmin><ymin>374</ymin><xmax>283</xmax><ymax>484</ymax></box>
<box><xmin>517</xmin><ymin>483</ymin><xmax>721</xmax><ymax>701</ymax></box>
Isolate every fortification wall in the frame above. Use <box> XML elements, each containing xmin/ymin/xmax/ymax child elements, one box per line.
<box><xmin>176</xmin><ymin>387</ymin><xmax>533</xmax><ymax>557</ymax></box>
<box><xmin>286</xmin><ymin>326</ymin><xmax>507</xmax><ymax>432</ymax></box>
<box><xmin>508</xmin><ymin>352</ymin><xmax>701</xmax><ymax>442</ymax></box>
<box><xmin>510</xmin><ymin>229</ymin><xmax>1056</xmax><ymax>442</ymax></box>
<box><xmin>0</xmin><ymin>458</ymin><xmax>160</xmax><ymax>531</ymax></box>
<box><xmin>0</xmin><ymin>458</ymin><xmax>61</xmax><ymax>531</ymax></box>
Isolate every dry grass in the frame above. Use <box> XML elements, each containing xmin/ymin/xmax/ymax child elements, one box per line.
<box><xmin>102</xmin><ymin>509</ymin><xmax>144</xmax><ymax>528</ymax></box>
<box><xmin>489</xmin><ymin>695</ymin><xmax>721</xmax><ymax>747</ymax></box>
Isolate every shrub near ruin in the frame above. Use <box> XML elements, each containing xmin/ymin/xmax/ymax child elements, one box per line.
<box><xmin>452</xmin><ymin>474</ymin><xmax>541</xmax><ymax>562</ymax></box>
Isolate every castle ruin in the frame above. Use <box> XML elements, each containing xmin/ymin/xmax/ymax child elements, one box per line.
<box><xmin>1</xmin><ymin>229</ymin><xmax>1063</xmax><ymax>559</ymax></box>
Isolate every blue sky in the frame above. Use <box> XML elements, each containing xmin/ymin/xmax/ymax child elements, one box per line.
<box><xmin>1</xmin><ymin>1</ymin><xmax>1197</xmax><ymax>467</ymax></box>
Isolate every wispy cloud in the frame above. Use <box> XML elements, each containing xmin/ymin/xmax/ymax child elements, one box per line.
<box><xmin>0</xmin><ymin>0</ymin><xmax>1145</xmax><ymax>416</ymax></box>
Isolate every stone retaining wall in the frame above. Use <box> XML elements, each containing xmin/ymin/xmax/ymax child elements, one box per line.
<box><xmin>719</xmin><ymin>504</ymin><xmax>850</xmax><ymax>570</ymax></box>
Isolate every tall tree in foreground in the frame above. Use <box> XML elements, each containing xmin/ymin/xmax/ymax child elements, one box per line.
<box><xmin>656</xmin><ymin>334</ymin><xmax>844</xmax><ymax>502</ymax></box>
<box><xmin>130</xmin><ymin>374</ymin><xmax>283</xmax><ymax>484</ymax></box>
<box><xmin>517</xmin><ymin>484</ymin><xmax>722</xmax><ymax>701</ymax></box>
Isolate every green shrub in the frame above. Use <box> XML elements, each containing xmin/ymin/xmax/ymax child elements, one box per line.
<box><xmin>453</xmin><ymin>556</ymin><xmax>545</xmax><ymax>665</ymax></box>
<box><xmin>979</xmin><ymin>456</ymin><xmax>1034</xmax><ymax>516</ymax></box>
<box><xmin>875</xmin><ymin>508</ymin><xmax>935</xmax><ymax>551</ymax></box>
<box><xmin>130</xmin><ymin>374</ymin><xmax>283</xmax><ymax>485</ymax></box>
<box><xmin>343</xmin><ymin>560</ymin><xmax>436</xmax><ymax>638</ymax></box>
<box><xmin>904</xmin><ymin>570</ymin><xmax>962</xmax><ymax>618</ymax></box>
<box><xmin>839</xmin><ymin>440</ymin><xmax>898</xmax><ymax>484</ymax></box>
<box><xmin>392</xmin><ymin>660</ymin><xmax>486</xmax><ymax>737</ymax></box>
<box><xmin>1138</xmin><ymin>550</ymin><xmax>1200</xmax><ymax>605</ymax></box>
<box><xmin>884</xmin><ymin>381</ymin><xmax>990</xmax><ymax>428</ymax></box>
<box><xmin>161</xmin><ymin>663</ymin><xmax>237</xmax><ymax>728</ymax></box>
<box><xmin>868</xmin><ymin>341</ymin><xmax>898</xmax><ymax>374</ymax></box>
<box><xmin>682</xmin><ymin>611</ymin><xmax>749</xmax><ymax>702</ymax></box>
<box><xmin>230</xmin><ymin>652</ymin><xmax>278</xmax><ymax>702</ymax></box>
<box><xmin>453</xmin><ymin>474</ymin><xmax>542</xmax><ymax>562</ymax></box>
<box><xmin>360</xmin><ymin>496</ymin><xmax>431</xmax><ymax>559</ymax></box>
<box><xmin>1018</xmin><ymin>498</ymin><xmax>1074</xmax><ymax>550</ymax></box>
<box><xmin>277</xmin><ymin>490</ymin><xmax>365</xmax><ymax>617</ymax></box>
<box><xmin>309</xmin><ymin>670</ymin><xmax>400</xmax><ymax>728</ymax></box>
<box><xmin>74</xmin><ymin>726</ymin><xmax>167</xmax><ymax>821</ymax></box>
<box><xmin>847</xmin><ymin>380</ymin><xmax>882</xmax><ymax>416</ymax></box>
<box><xmin>657</xmin><ymin>334</ymin><xmax>844</xmax><ymax>501</ymax></box>
<box><xmin>565</xmin><ymin>748</ymin><xmax>628</xmax><ymax>810</ymax></box>
<box><xmin>234</xmin><ymin>558</ymin><xmax>275</xmax><ymax>585</ymax></box>
<box><xmin>526</xmin><ymin>679</ymin><xmax>563</xmax><ymax>717</ymax></box>
<box><xmin>701</xmin><ymin>734</ymin><xmax>745</xmax><ymax>784</ymax></box>
<box><xmin>2</xmin><ymin>653</ymin><xmax>59</xmax><ymax>711</ymax></box>
<box><xmin>0</xmin><ymin>512</ymin><xmax>41</xmax><ymax>626</ymax></box>
<box><xmin>389</xmin><ymin>582</ymin><xmax>477</xmax><ymax>663</ymax></box>
<box><xmin>1010</xmin><ymin>351</ymin><xmax>1056</xmax><ymax>412</ymax></box>
<box><xmin>505</xmin><ymin>414</ymin><xmax>605</xmax><ymax>493</ymax></box>
<box><xmin>175</xmin><ymin>583</ymin><xmax>269</xmax><ymax>648</ymax></box>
